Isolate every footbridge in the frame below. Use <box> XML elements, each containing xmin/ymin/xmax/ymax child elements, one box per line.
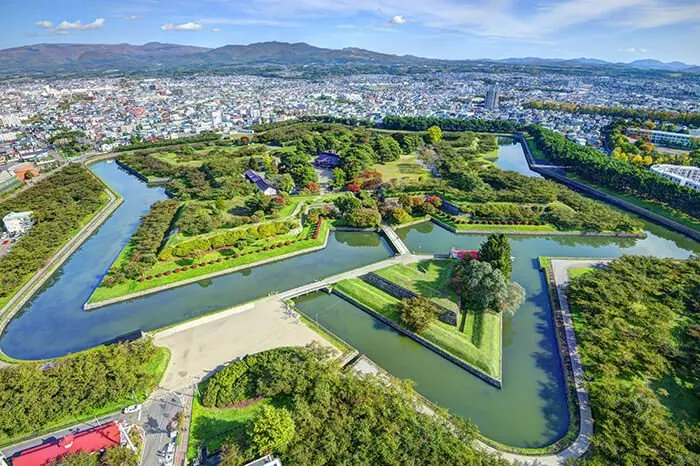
<box><xmin>380</xmin><ymin>225</ymin><xmax>411</xmax><ymax>255</ymax></box>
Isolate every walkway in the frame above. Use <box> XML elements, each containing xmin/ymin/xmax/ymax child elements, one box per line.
<box><xmin>380</xmin><ymin>224</ymin><xmax>410</xmax><ymax>255</ymax></box>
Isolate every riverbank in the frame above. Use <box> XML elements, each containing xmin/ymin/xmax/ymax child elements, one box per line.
<box><xmin>85</xmin><ymin>221</ymin><xmax>332</xmax><ymax>310</ymax></box>
<box><xmin>0</xmin><ymin>187</ymin><xmax>123</xmax><ymax>352</ymax></box>
<box><xmin>332</xmin><ymin>279</ymin><xmax>502</xmax><ymax>388</ymax></box>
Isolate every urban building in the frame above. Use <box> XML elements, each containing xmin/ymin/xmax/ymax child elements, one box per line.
<box><xmin>627</xmin><ymin>128</ymin><xmax>699</xmax><ymax>148</ymax></box>
<box><xmin>650</xmin><ymin>164</ymin><xmax>700</xmax><ymax>191</ymax></box>
<box><xmin>0</xmin><ymin>170</ymin><xmax>20</xmax><ymax>194</ymax></box>
<box><xmin>313</xmin><ymin>152</ymin><xmax>341</xmax><ymax>168</ymax></box>
<box><xmin>3</xmin><ymin>211</ymin><xmax>33</xmax><ymax>235</ymax></box>
<box><xmin>12</xmin><ymin>162</ymin><xmax>40</xmax><ymax>181</ymax></box>
<box><xmin>485</xmin><ymin>87</ymin><xmax>500</xmax><ymax>110</ymax></box>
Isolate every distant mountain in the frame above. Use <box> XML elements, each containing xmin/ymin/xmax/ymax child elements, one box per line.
<box><xmin>0</xmin><ymin>41</ymin><xmax>695</xmax><ymax>76</ymax></box>
<box><xmin>627</xmin><ymin>59</ymin><xmax>694</xmax><ymax>71</ymax></box>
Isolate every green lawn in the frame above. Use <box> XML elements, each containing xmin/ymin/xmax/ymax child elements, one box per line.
<box><xmin>333</xmin><ymin>279</ymin><xmax>501</xmax><ymax>379</ymax></box>
<box><xmin>566</xmin><ymin>174</ymin><xmax>700</xmax><ymax>233</ymax></box>
<box><xmin>373</xmin><ymin>153</ymin><xmax>433</xmax><ymax>182</ymax></box>
<box><xmin>567</xmin><ymin>266</ymin><xmax>594</xmax><ymax>280</ymax></box>
<box><xmin>525</xmin><ymin>137</ymin><xmax>554</xmax><ymax>164</ymax></box>
<box><xmin>90</xmin><ymin>221</ymin><xmax>329</xmax><ymax>304</ymax></box>
<box><xmin>187</xmin><ymin>395</ymin><xmax>272</xmax><ymax>461</ymax></box>
<box><xmin>373</xmin><ymin>260</ymin><xmax>459</xmax><ymax>312</ymax></box>
<box><xmin>151</xmin><ymin>151</ymin><xmax>204</xmax><ymax>168</ymax></box>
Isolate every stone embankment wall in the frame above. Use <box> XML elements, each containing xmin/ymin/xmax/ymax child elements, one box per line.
<box><xmin>362</xmin><ymin>272</ymin><xmax>458</xmax><ymax>326</ymax></box>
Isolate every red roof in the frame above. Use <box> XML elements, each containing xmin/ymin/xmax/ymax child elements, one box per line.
<box><xmin>12</xmin><ymin>422</ymin><xmax>122</xmax><ymax>466</ymax></box>
<box><xmin>451</xmin><ymin>249</ymin><xmax>479</xmax><ymax>261</ymax></box>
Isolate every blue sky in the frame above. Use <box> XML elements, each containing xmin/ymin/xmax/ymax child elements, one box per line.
<box><xmin>3</xmin><ymin>0</ymin><xmax>700</xmax><ymax>63</ymax></box>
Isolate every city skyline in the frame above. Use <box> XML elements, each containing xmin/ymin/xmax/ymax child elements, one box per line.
<box><xmin>3</xmin><ymin>0</ymin><xmax>700</xmax><ymax>64</ymax></box>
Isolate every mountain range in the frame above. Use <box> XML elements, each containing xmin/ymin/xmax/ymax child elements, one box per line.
<box><xmin>0</xmin><ymin>41</ymin><xmax>696</xmax><ymax>76</ymax></box>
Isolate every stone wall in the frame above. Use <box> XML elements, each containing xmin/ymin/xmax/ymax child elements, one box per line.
<box><xmin>362</xmin><ymin>272</ymin><xmax>458</xmax><ymax>326</ymax></box>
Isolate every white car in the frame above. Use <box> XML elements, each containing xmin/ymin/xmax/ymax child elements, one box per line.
<box><xmin>122</xmin><ymin>404</ymin><xmax>142</xmax><ymax>414</ymax></box>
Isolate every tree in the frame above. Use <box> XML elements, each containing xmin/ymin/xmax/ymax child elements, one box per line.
<box><xmin>398</xmin><ymin>297</ymin><xmax>438</xmax><ymax>332</ymax></box>
<box><xmin>427</xmin><ymin>126</ymin><xmax>443</xmax><ymax>144</ymax></box>
<box><xmin>276</xmin><ymin>174</ymin><xmax>295</xmax><ymax>193</ymax></box>
<box><xmin>347</xmin><ymin>207</ymin><xmax>381</xmax><ymax>228</ymax></box>
<box><xmin>332</xmin><ymin>167</ymin><xmax>347</xmax><ymax>190</ymax></box>
<box><xmin>219</xmin><ymin>443</ymin><xmax>245</xmax><ymax>466</ymax></box>
<box><xmin>478</xmin><ymin>234</ymin><xmax>512</xmax><ymax>279</ymax></box>
<box><xmin>452</xmin><ymin>260</ymin><xmax>524</xmax><ymax>314</ymax></box>
<box><xmin>251</xmin><ymin>405</ymin><xmax>295</xmax><ymax>455</ymax></box>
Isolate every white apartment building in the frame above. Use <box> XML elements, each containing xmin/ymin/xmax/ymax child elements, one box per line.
<box><xmin>650</xmin><ymin>164</ymin><xmax>700</xmax><ymax>191</ymax></box>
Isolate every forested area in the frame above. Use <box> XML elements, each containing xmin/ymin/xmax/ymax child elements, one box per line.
<box><xmin>118</xmin><ymin>145</ymin><xmax>257</xmax><ymax>200</ymax></box>
<box><xmin>114</xmin><ymin>131</ymin><xmax>221</xmax><ymax>151</ymax></box>
<box><xmin>528</xmin><ymin>125</ymin><xmax>700</xmax><ymax>219</ymax></box>
<box><xmin>382</xmin><ymin>115</ymin><xmax>521</xmax><ymax>133</ymax></box>
<box><xmin>104</xmin><ymin>199</ymin><xmax>180</xmax><ymax>286</ymax></box>
<box><xmin>0</xmin><ymin>165</ymin><xmax>106</xmax><ymax>304</ymax></box>
<box><xmin>566</xmin><ymin>256</ymin><xmax>700</xmax><ymax>465</ymax></box>
<box><xmin>0</xmin><ymin>339</ymin><xmax>166</xmax><ymax>440</ymax></box>
<box><xmin>525</xmin><ymin>101</ymin><xmax>700</xmax><ymax>127</ymax></box>
<box><xmin>199</xmin><ymin>345</ymin><xmax>511</xmax><ymax>465</ymax></box>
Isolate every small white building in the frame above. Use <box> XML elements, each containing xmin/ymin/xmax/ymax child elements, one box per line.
<box><xmin>3</xmin><ymin>211</ymin><xmax>33</xmax><ymax>235</ymax></box>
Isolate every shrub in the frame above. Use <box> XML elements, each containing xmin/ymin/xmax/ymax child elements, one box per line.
<box><xmin>200</xmin><ymin>262</ymin><xmax>206</xmax><ymax>266</ymax></box>
<box><xmin>191</xmin><ymin>264</ymin><xmax>198</xmax><ymax>269</ymax></box>
<box><xmin>147</xmin><ymin>275</ymin><xmax>153</xmax><ymax>280</ymax></box>
<box><xmin>285</xmin><ymin>240</ymin><xmax>291</xmax><ymax>246</ymax></box>
<box><xmin>264</xmin><ymin>245</ymin><xmax>270</xmax><ymax>251</ymax></box>
<box><xmin>138</xmin><ymin>277</ymin><xmax>145</xmax><ymax>282</ymax></box>
<box><xmin>156</xmin><ymin>273</ymin><xmax>163</xmax><ymax>278</ymax></box>
<box><xmin>164</xmin><ymin>271</ymin><xmax>171</xmax><ymax>276</ymax></box>
<box><xmin>216</xmin><ymin>258</ymin><xmax>222</xmax><ymax>262</ymax></box>
<box><xmin>182</xmin><ymin>266</ymin><xmax>189</xmax><ymax>271</ymax></box>
<box><xmin>234</xmin><ymin>253</ymin><xmax>240</xmax><ymax>258</ymax></box>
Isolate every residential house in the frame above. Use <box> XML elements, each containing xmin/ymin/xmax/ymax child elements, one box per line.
<box><xmin>244</xmin><ymin>169</ymin><xmax>278</xmax><ymax>196</ymax></box>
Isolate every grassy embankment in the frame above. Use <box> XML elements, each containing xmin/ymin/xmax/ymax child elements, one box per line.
<box><xmin>89</xmin><ymin>220</ymin><xmax>330</xmax><ymax>304</ymax></box>
<box><xmin>566</xmin><ymin>174</ymin><xmax>700</xmax><ymax>233</ymax></box>
<box><xmin>333</xmin><ymin>269</ymin><xmax>501</xmax><ymax>380</ymax></box>
<box><xmin>372</xmin><ymin>153</ymin><xmax>433</xmax><ymax>182</ymax></box>
<box><xmin>0</xmin><ymin>346</ymin><xmax>170</xmax><ymax>447</ymax></box>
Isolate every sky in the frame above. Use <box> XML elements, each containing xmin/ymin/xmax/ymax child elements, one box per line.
<box><xmin>3</xmin><ymin>0</ymin><xmax>700</xmax><ymax>64</ymax></box>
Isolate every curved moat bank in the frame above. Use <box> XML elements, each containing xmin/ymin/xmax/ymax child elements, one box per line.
<box><xmin>492</xmin><ymin>137</ymin><xmax>543</xmax><ymax>177</ymax></box>
<box><xmin>0</xmin><ymin>161</ymin><xmax>393</xmax><ymax>360</ymax></box>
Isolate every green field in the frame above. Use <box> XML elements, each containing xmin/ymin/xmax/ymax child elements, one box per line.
<box><xmin>373</xmin><ymin>260</ymin><xmax>459</xmax><ymax>312</ymax></box>
<box><xmin>89</xmin><ymin>221</ymin><xmax>329</xmax><ymax>304</ymax></box>
<box><xmin>373</xmin><ymin>153</ymin><xmax>433</xmax><ymax>181</ymax></box>
<box><xmin>186</xmin><ymin>395</ymin><xmax>273</xmax><ymax>461</ymax></box>
<box><xmin>567</xmin><ymin>266</ymin><xmax>594</xmax><ymax>280</ymax></box>
<box><xmin>333</xmin><ymin>278</ymin><xmax>501</xmax><ymax>379</ymax></box>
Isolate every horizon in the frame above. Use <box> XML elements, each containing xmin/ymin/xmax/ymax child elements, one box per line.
<box><xmin>3</xmin><ymin>0</ymin><xmax>700</xmax><ymax>64</ymax></box>
<box><xmin>1</xmin><ymin>39</ymin><xmax>696</xmax><ymax>66</ymax></box>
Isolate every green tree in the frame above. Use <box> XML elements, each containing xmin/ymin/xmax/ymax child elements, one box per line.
<box><xmin>276</xmin><ymin>173</ymin><xmax>295</xmax><ymax>193</ymax></box>
<box><xmin>347</xmin><ymin>207</ymin><xmax>381</xmax><ymax>228</ymax></box>
<box><xmin>332</xmin><ymin>167</ymin><xmax>347</xmax><ymax>190</ymax></box>
<box><xmin>398</xmin><ymin>297</ymin><xmax>438</xmax><ymax>332</ymax></box>
<box><xmin>478</xmin><ymin>234</ymin><xmax>512</xmax><ymax>279</ymax></box>
<box><xmin>452</xmin><ymin>260</ymin><xmax>524</xmax><ymax>314</ymax></box>
<box><xmin>427</xmin><ymin>126</ymin><xmax>443</xmax><ymax>144</ymax></box>
<box><xmin>251</xmin><ymin>405</ymin><xmax>296</xmax><ymax>455</ymax></box>
<box><xmin>219</xmin><ymin>443</ymin><xmax>246</xmax><ymax>466</ymax></box>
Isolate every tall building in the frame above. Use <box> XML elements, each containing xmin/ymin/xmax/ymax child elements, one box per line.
<box><xmin>485</xmin><ymin>87</ymin><xmax>500</xmax><ymax>110</ymax></box>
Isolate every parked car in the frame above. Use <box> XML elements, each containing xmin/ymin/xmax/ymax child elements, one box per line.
<box><xmin>123</xmin><ymin>404</ymin><xmax>141</xmax><ymax>414</ymax></box>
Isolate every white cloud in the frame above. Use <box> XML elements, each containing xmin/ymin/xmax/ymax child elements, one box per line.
<box><xmin>198</xmin><ymin>17</ymin><xmax>296</xmax><ymax>27</ymax></box>
<box><xmin>390</xmin><ymin>15</ymin><xmax>407</xmax><ymax>25</ymax></box>
<box><xmin>640</xmin><ymin>48</ymin><xmax>648</xmax><ymax>52</ymax></box>
<box><xmin>56</xmin><ymin>18</ymin><xmax>105</xmax><ymax>31</ymax></box>
<box><xmin>54</xmin><ymin>30</ymin><xmax>71</xmax><ymax>36</ymax></box>
<box><xmin>623</xmin><ymin>47</ymin><xmax>637</xmax><ymax>52</ymax></box>
<box><xmin>212</xmin><ymin>28</ymin><xmax>222</xmax><ymax>32</ymax></box>
<box><xmin>161</xmin><ymin>22</ymin><xmax>203</xmax><ymax>31</ymax></box>
<box><xmin>125</xmin><ymin>15</ymin><xmax>141</xmax><ymax>21</ymax></box>
<box><xmin>35</xmin><ymin>20</ymin><xmax>53</xmax><ymax>29</ymax></box>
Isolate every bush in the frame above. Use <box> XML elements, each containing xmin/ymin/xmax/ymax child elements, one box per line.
<box><xmin>397</xmin><ymin>297</ymin><xmax>438</xmax><ymax>333</ymax></box>
<box><xmin>164</xmin><ymin>271</ymin><xmax>171</xmax><ymax>276</ymax></box>
<box><xmin>138</xmin><ymin>277</ymin><xmax>145</xmax><ymax>282</ymax></box>
<box><xmin>156</xmin><ymin>273</ymin><xmax>163</xmax><ymax>278</ymax></box>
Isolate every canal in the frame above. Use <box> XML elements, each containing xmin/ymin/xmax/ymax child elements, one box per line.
<box><xmin>0</xmin><ymin>161</ymin><xmax>393</xmax><ymax>360</ymax></box>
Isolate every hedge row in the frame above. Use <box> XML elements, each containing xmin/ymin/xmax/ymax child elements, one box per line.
<box><xmin>433</xmin><ymin>211</ymin><xmax>547</xmax><ymax>226</ymax></box>
<box><xmin>160</xmin><ymin>220</ymin><xmax>296</xmax><ymax>259</ymax></box>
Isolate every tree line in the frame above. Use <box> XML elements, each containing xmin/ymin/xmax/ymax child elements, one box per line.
<box><xmin>0</xmin><ymin>339</ymin><xmax>164</xmax><ymax>439</ymax></box>
<box><xmin>525</xmin><ymin>101</ymin><xmax>700</xmax><ymax>127</ymax></box>
<box><xmin>382</xmin><ymin>115</ymin><xmax>521</xmax><ymax>133</ymax></box>
<box><xmin>528</xmin><ymin>125</ymin><xmax>700</xmax><ymax>219</ymax></box>
<box><xmin>566</xmin><ymin>256</ymin><xmax>699</xmax><ymax>465</ymax></box>
<box><xmin>0</xmin><ymin>165</ymin><xmax>106</xmax><ymax>303</ymax></box>
<box><xmin>114</xmin><ymin>132</ymin><xmax>221</xmax><ymax>152</ymax></box>
<box><xmin>199</xmin><ymin>345</ymin><xmax>511</xmax><ymax>465</ymax></box>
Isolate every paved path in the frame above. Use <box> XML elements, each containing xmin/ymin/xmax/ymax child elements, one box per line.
<box><xmin>479</xmin><ymin>259</ymin><xmax>605</xmax><ymax>465</ymax></box>
<box><xmin>380</xmin><ymin>225</ymin><xmax>410</xmax><ymax>255</ymax></box>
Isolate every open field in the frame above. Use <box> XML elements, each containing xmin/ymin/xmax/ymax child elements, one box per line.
<box><xmin>373</xmin><ymin>153</ymin><xmax>432</xmax><ymax>182</ymax></box>
<box><xmin>373</xmin><ymin>260</ymin><xmax>459</xmax><ymax>312</ymax></box>
<box><xmin>333</xmin><ymin>278</ymin><xmax>500</xmax><ymax>379</ymax></box>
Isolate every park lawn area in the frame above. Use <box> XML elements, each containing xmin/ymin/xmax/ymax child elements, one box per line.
<box><xmin>526</xmin><ymin>137</ymin><xmax>554</xmax><ymax>164</ymax></box>
<box><xmin>0</xmin><ymin>346</ymin><xmax>170</xmax><ymax>447</ymax></box>
<box><xmin>333</xmin><ymin>279</ymin><xmax>500</xmax><ymax>379</ymax></box>
<box><xmin>186</xmin><ymin>395</ymin><xmax>272</xmax><ymax>462</ymax></box>
<box><xmin>151</xmin><ymin>151</ymin><xmax>204</xmax><ymax>168</ymax></box>
<box><xmin>374</xmin><ymin>260</ymin><xmax>459</xmax><ymax>312</ymax></box>
<box><xmin>566</xmin><ymin>173</ymin><xmax>700</xmax><ymax>233</ymax></box>
<box><xmin>567</xmin><ymin>266</ymin><xmax>594</xmax><ymax>280</ymax></box>
<box><xmin>89</xmin><ymin>221</ymin><xmax>329</xmax><ymax>304</ymax></box>
<box><xmin>373</xmin><ymin>153</ymin><xmax>433</xmax><ymax>182</ymax></box>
